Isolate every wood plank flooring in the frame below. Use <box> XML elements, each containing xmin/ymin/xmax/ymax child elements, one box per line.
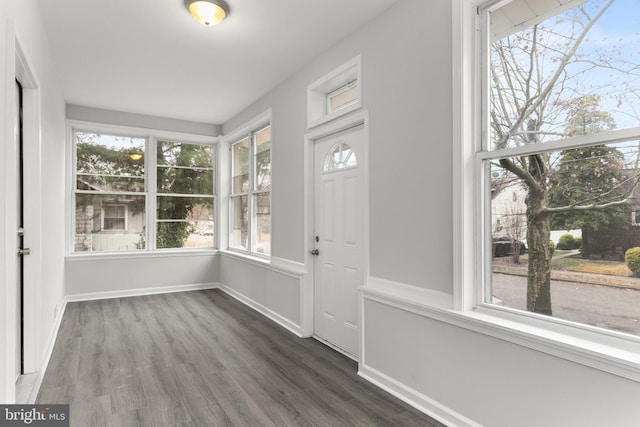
<box><xmin>37</xmin><ymin>289</ymin><xmax>444</xmax><ymax>426</ymax></box>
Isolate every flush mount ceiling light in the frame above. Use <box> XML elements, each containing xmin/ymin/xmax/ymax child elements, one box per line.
<box><xmin>184</xmin><ymin>0</ymin><xmax>229</xmax><ymax>27</ymax></box>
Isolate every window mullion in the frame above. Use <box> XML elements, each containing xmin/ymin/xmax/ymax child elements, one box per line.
<box><xmin>479</xmin><ymin>5</ymin><xmax>491</xmax><ymax>154</ymax></box>
<box><xmin>249</xmin><ymin>131</ymin><xmax>256</xmax><ymax>253</ymax></box>
<box><xmin>147</xmin><ymin>136</ymin><xmax>157</xmax><ymax>251</ymax></box>
<box><xmin>479</xmin><ymin>126</ymin><xmax>640</xmax><ymax>160</ymax></box>
<box><xmin>479</xmin><ymin>158</ymin><xmax>493</xmax><ymax>307</ymax></box>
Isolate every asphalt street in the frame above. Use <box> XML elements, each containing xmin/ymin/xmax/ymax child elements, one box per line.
<box><xmin>492</xmin><ymin>273</ymin><xmax>640</xmax><ymax>336</ymax></box>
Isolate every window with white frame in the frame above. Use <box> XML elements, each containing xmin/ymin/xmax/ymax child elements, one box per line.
<box><xmin>156</xmin><ymin>140</ymin><xmax>215</xmax><ymax>249</ymax></box>
<box><xmin>307</xmin><ymin>55</ymin><xmax>361</xmax><ymax>128</ymax></box>
<box><xmin>102</xmin><ymin>205</ymin><xmax>126</xmax><ymax>231</ymax></box>
<box><xmin>72</xmin><ymin>127</ymin><xmax>216</xmax><ymax>253</ymax></box>
<box><xmin>327</xmin><ymin>80</ymin><xmax>359</xmax><ymax>115</ymax></box>
<box><xmin>477</xmin><ymin>0</ymin><xmax>640</xmax><ymax>340</ymax></box>
<box><xmin>229</xmin><ymin>124</ymin><xmax>271</xmax><ymax>256</ymax></box>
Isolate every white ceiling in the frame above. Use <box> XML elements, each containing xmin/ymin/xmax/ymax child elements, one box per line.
<box><xmin>36</xmin><ymin>0</ymin><xmax>399</xmax><ymax>124</ymax></box>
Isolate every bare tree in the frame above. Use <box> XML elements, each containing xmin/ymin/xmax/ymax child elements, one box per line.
<box><xmin>490</xmin><ymin>0</ymin><xmax>640</xmax><ymax>315</ymax></box>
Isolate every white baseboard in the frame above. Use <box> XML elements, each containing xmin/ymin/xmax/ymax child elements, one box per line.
<box><xmin>358</xmin><ymin>364</ymin><xmax>480</xmax><ymax>427</ymax></box>
<box><xmin>218</xmin><ymin>285</ymin><xmax>304</xmax><ymax>337</ymax></box>
<box><xmin>26</xmin><ymin>297</ymin><xmax>69</xmax><ymax>404</ymax></box>
<box><xmin>65</xmin><ymin>282</ymin><xmax>219</xmax><ymax>302</ymax></box>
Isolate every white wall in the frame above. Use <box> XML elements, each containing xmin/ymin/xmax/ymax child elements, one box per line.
<box><xmin>221</xmin><ymin>0</ymin><xmax>640</xmax><ymax>425</ymax></box>
<box><xmin>66</xmin><ymin>105</ymin><xmax>221</xmax><ymax>137</ymax></box>
<box><xmin>0</xmin><ymin>0</ymin><xmax>66</xmax><ymax>403</ymax></box>
<box><xmin>65</xmin><ymin>253</ymin><xmax>219</xmax><ymax>298</ymax></box>
<box><xmin>362</xmin><ymin>298</ymin><xmax>640</xmax><ymax>427</ymax></box>
<box><xmin>223</xmin><ymin>0</ymin><xmax>453</xmax><ymax>292</ymax></box>
<box><xmin>218</xmin><ymin>254</ymin><xmax>303</xmax><ymax>336</ymax></box>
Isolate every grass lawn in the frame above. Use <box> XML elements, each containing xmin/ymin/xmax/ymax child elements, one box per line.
<box><xmin>494</xmin><ymin>253</ymin><xmax>634</xmax><ymax>277</ymax></box>
<box><xmin>551</xmin><ymin>257</ymin><xmax>633</xmax><ymax>276</ymax></box>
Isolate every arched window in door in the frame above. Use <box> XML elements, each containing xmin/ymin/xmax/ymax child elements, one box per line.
<box><xmin>323</xmin><ymin>141</ymin><xmax>358</xmax><ymax>173</ymax></box>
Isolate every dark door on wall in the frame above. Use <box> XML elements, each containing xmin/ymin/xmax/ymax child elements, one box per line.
<box><xmin>15</xmin><ymin>79</ymin><xmax>25</xmax><ymax>375</ymax></box>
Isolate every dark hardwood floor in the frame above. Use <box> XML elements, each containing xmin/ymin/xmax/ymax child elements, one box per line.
<box><xmin>37</xmin><ymin>289</ymin><xmax>444</xmax><ymax>426</ymax></box>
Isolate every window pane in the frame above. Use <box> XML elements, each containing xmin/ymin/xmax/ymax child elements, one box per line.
<box><xmin>157</xmin><ymin>167</ymin><xmax>213</xmax><ymax>195</ymax></box>
<box><xmin>156</xmin><ymin>220</ymin><xmax>214</xmax><ymax>249</ymax></box>
<box><xmin>255</xmin><ymin>127</ymin><xmax>271</xmax><ymax>191</ymax></box>
<box><xmin>488</xmin><ymin>139</ymin><xmax>640</xmax><ymax>336</ymax></box>
<box><xmin>157</xmin><ymin>141</ymin><xmax>214</xmax><ymax>195</ymax></box>
<box><xmin>156</xmin><ymin>196</ymin><xmax>214</xmax><ymax>249</ymax></box>
<box><xmin>230</xmin><ymin>195</ymin><xmax>248</xmax><ymax>250</ymax></box>
<box><xmin>157</xmin><ymin>196</ymin><xmax>213</xmax><ymax>220</ymax></box>
<box><xmin>488</xmin><ymin>0</ymin><xmax>640</xmax><ymax>152</ymax></box>
<box><xmin>323</xmin><ymin>142</ymin><xmax>357</xmax><ymax>172</ymax></box>
<box><xmin>74</xmin><ymin>194</ymin><xmax>145</xmax><ymax>252</ymax></box>
<box><xmin>328</xmin><ymin>83</ymin><xmax>358</xmax><ymax>113</ymax></box>
<box><xmin>75</xmin><ymin>132</ymin><xmax>145</xmax><ymax>192</ymax></box>
<box><xmin>254</xmin><ymin>193</ymin><xmax>271</xmax><ymax>255</ymax></box>
<box><xmin>103</xmin><ymin>204</ymin><xmax>126</xmax><ymax>231</ymax></box>
<box><xmin>232</xmin><ymin>138</ymin><xmax>249</xmax><ymax>193</ymax></box>
<box><xmin>157</xmin><ymin>141</ymin><xmax>213</xmax><ymax>169</ymax></box>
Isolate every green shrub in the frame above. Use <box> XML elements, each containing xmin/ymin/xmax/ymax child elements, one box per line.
<box><xmin>557</xmin><ymin>233</ymin><xmax>577</xmax><ymax>250</ymax></box>
<box><xmin>574</xmin><ymin>237</ymin><xmax>582</xmax><ymax>250</ymax></box>
<box><xmin>625</xmin><ymin>247</ymin><xmax>640</xmax><ymax>276</ymax></box>
<box><xmin>549</xmin><ymin>240</ymin><xmax>555</xmax><ymax>258</ymax></box>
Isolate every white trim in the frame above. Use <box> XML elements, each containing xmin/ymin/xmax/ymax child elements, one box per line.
<box><xmin>478</xmin><ymin>126</ymin><xmax>640</xmax><ymax>159</ymax></box>
<box><xmin>219</xmin><ymin>248</ymin><xmax>269</xmax><ymax>265</ymax></box>
<box><xmin>452</xmin><ymin>0</ymin><xmax>479</xmax><ymax>312</ymax></box>
<box><xmin>218</xmin><ymin>284</ymin><xmax>304</xmax><ymax>337</ymax></box>
<box><xmin>270</xmin><ymin>256</ymin><xmax>306</xmax><ymax>276</ymax></box>
<box><xmin>20</xmin><ymin>297</ymin><xmax>68</xmax><ymax>404</ymax></box>
<box><xmin>358</xmin><ymin>364</ymin><xmax>480</xmax><ymax>427</ymax></box>
<box><xmin>65</xmin><ymin>282</ymin><xmax>220</xmax><ymax>303</ymax></box>
<box><xmin>365</xmin><ymin>276</ymin><xmax>453</xmax><ymax>310</ymax></box>
<box><xmin>65</xmin><ymin>249</ymin><xmax>218</xmax><ymax>262</ymax></box>
<box><xmin>216</xmin><ymin>136</ymin><xmax>228</xmax><ymax>250</ymax></box>
<box><xmin>219</xmin><ymin>250</ymin><xmax>305</xmax><ymax>281</ymax></box>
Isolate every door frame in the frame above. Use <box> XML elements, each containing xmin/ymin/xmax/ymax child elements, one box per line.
<box><xmin>2</xmin><ymin>23</ymin><xmax>43</xmax><ymax>402</ymax></box>
<box><xmin>302</xmin><ymin>110</ymin><xmax>370</xmax><ymax>353</ymax></box>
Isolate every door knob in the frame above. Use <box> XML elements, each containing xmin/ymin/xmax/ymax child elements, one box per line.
<box><xmin>309</xmin><ymin>249</ymin><xmax>320</xmax><ymax>256</ymax></box>
<box><xmin>18</xmin><ymin>248</ymin><xmax>31</xmax><ymax>256</ymax></box>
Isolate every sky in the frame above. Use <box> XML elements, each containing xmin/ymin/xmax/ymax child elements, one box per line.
<box><xmin>490</xmin><ymin>0</ymin><xmax>640</xmax><ymax>150</ymax></box>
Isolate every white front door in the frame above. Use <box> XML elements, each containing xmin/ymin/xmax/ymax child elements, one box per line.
<box><xmin>313</xmin><ymin>125</ymin><xmax>365</xmax><ymax>358</ymax></box>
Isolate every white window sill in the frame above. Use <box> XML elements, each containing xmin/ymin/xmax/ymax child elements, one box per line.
<box><xmin>219</xmin><ymin>249</ymin><xmax>271</xmax><ymax>265</ymax></box>
<box><xmin>363</xmin><ymin>284</ymin><xmax>640</xmax><ymax>382</ymax></box>
<box><xmin>458</xmin><ymin>307</ymin><xmax>640</xmax><ymax>382</ymax></box>
<box><xmin>65</xmin><ymin>248</ymin><xmax>218</xmax><ymax>262</ymax></box>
